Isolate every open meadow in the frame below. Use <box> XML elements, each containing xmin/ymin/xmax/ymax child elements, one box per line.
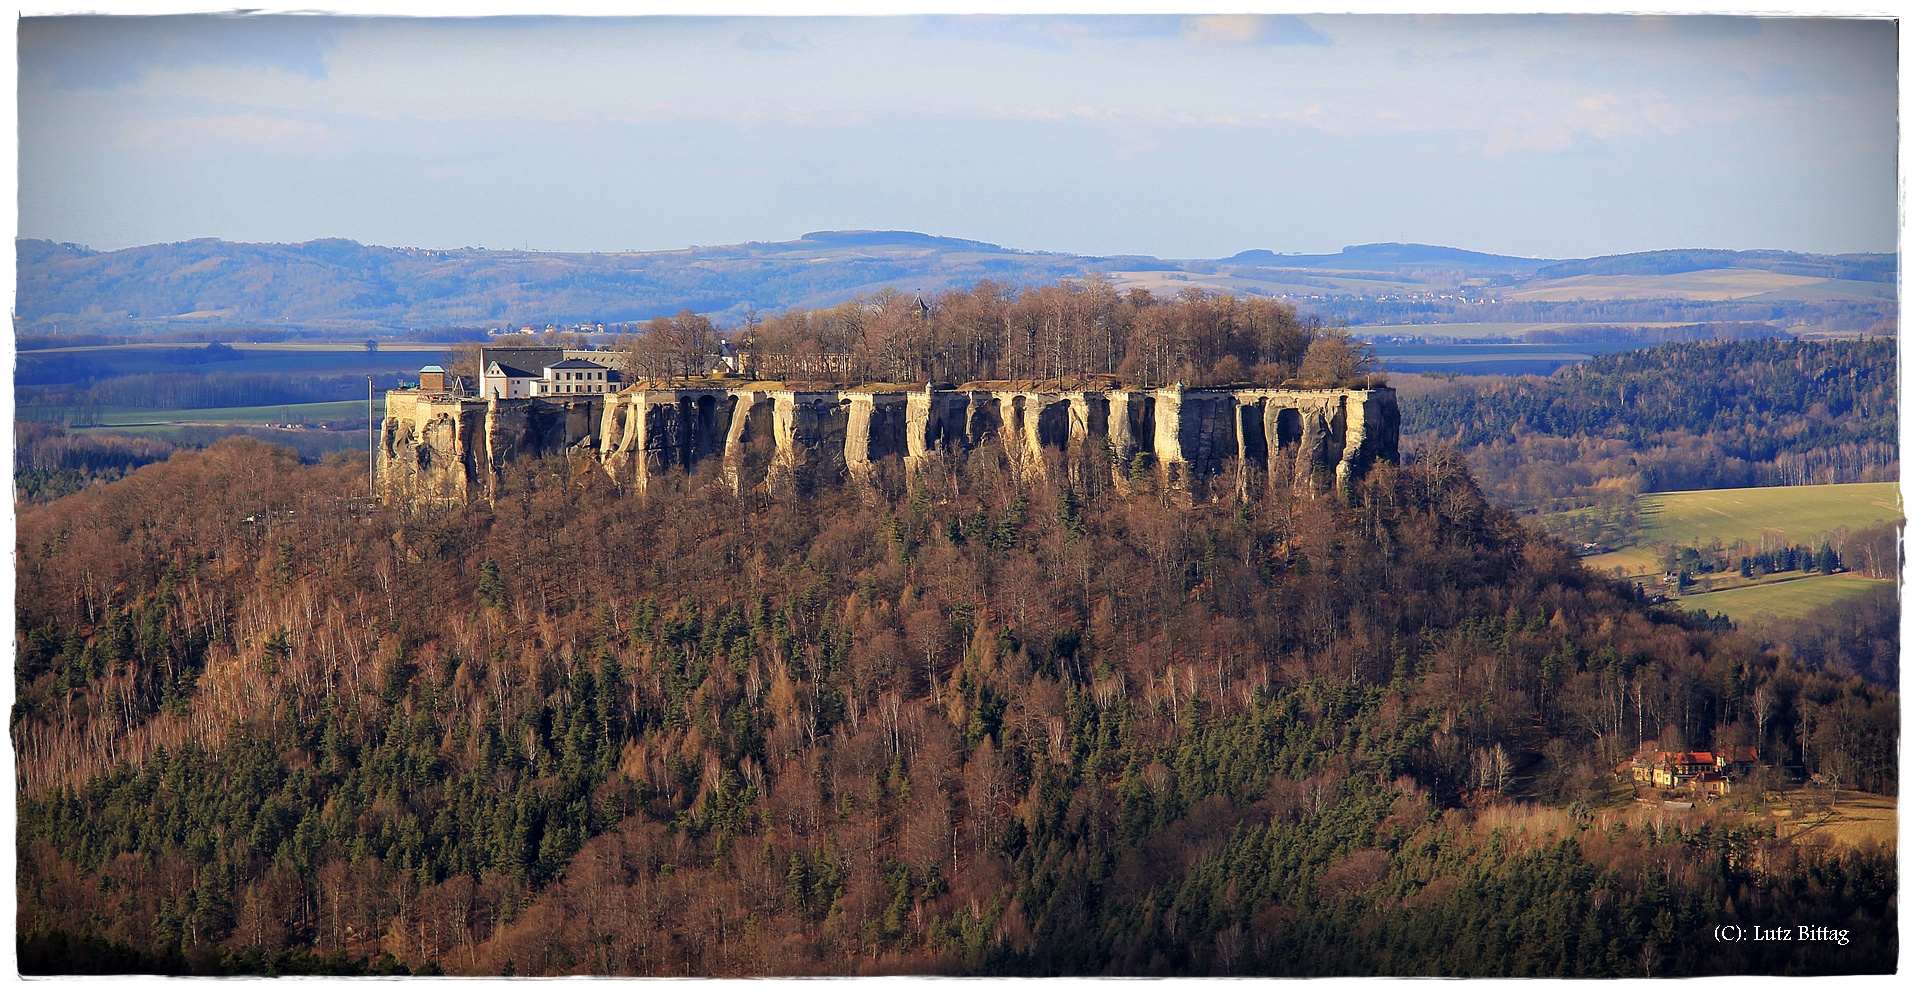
<box><xmin>1678</xmin><ymin>572</ymin><xmax>1889</xmax><ymax>624</ymax></box>
<box><xmin>1584</xmin><ymin>482</ymin><xmax>1901</xmax><ymax>576</ymax></box>
<box><xmin>1637</xmin><ymin>481</ymin><xmax>1900</xmax><ymax>548</ymax></box>
<box><xmin>1576</xmin><ymin>482</ymin><xmax>1900</xmax><ymax>621</ymax></box>
<box><xmin>1796</xmin><ymin>789</ymin><xmax>1899</xmax><ymax>850</ymax></box>
<box><xmin>1618</xmin><ymin>790</ymin><xmax>1895</xmax><ymax>852</ymax></box>
<box><xmin>1102</xmin><ymin>268</ymin><xmax>1430</xmax><ymax>300</ymax></box>
<box><xmin>1503</xmin><ymin>268</ymin><xmax>1884</xmax><ymax>303</ymax></box>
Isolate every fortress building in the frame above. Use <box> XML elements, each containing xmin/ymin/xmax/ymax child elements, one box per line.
<box><xmin>379</xmin><ymin>378</ymin><xmax>1398</xmax><ymax>507</ymax></box>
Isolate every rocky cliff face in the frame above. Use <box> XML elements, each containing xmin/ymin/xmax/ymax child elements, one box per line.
<box><xmin>380</xmin><ymin>383</ymin><xmax>1398</xmax><ymax>506</ymax></box>
<box><xmin>379</xmin><ymin>394</ymin><xmax>487</xmax><ymax>506</ymax></box>
<box><xmin>380</xmin><ymin>393</ymin><xmax>600</xmax><ymax>506</ymax></box>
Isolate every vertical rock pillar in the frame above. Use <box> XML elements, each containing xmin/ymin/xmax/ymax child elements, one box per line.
<box><xmin>722</xmin><ymin>390</ymin><xmax>774</xmax><ymax>494</ymax></box>
<box><xmin>905</xmin><ymin>385</ymin><xmax>937</xmax><ymax>473</ymax></box>
<box><xmin>1153</xmin><ymin>385</ymin><xmax>1187</xmax><ymax>491</ymax></box>
<box><xmin>1107</xmin><ymin>391</ymin><xmax>1140</xmax><ymax>492</ymax></box>
<box><xmin>845</xmin><ymin>392</ymin><xmax>878</xmax><ymax>483</ymax></box>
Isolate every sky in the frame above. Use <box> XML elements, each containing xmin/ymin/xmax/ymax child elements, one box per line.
<box><xmin>13</xmin><ymin>10</ymin><xmax>1901</xmax><ymax>260</ymax></box>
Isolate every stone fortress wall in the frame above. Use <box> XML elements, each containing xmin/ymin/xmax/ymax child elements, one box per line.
<box><xmin>380</xmin><ymin>381</ymin><xmax>1398</xmax><ymax>506</ymax></box>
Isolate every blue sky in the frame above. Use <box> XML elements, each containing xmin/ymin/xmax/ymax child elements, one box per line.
<box><xmin>15</xmin><ymin>12</ymin><xmax>1899</xmax><ymax>259</ymax></box>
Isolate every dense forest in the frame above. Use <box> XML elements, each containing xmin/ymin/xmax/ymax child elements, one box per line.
<box><xmin>13</xmin><ymin>431</ymin><xmax>1896</xmax><ymax>975</ymax></box>
<box><xmin>12</xmin><ymin>424</ymin><xmax>177</xmax><ymax>504</ymax></box>
<box><xmin>12</xmin><ymin>423</ymin><xmax>369</xmax><ymax>504</ymax></box>
<box><xmin>597</xmin><ymin>281</ymin><xmax>1371</xmax><ymax>389</ymax></box>
<box><xmin>1756</xmin><ymin>585</ymin><xmax>1902</xmax><ymax>691</ymax></box>
<box><xmin>1398</xmin><ymin>338</ymin><xmax>1898</xmax><ymax>548</ymax></box>
<box><xmin>446</xmin><ymin>282</ymin><xmax>1374</xmax><ymax>389</ymax></box>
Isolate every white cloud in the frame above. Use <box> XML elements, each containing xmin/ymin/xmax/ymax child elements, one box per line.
<box><xmin>1185</xmin><ymin>15</ymin><xmax>1265</xmax><ymax>45</ymax></box>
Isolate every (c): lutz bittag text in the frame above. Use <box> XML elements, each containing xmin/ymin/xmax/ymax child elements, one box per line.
<box><xmin>1714</xmin><ymin>925</ymin><xmax>1850</xmax><ymax>946</ymax></box>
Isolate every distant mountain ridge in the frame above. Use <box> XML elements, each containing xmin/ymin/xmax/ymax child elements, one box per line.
<box><xmin>1226</xmin><ymin>242</ymin><xmax>1560</xmax><ymax>272</ymax></box>
<box><xmin>787</xmin><ymin>229</ymin><xmax>1011</xmax><ymax>252</ymax></box>
<box><xmin>1534</xmin><ymin>248</ymin><xmax>1896</xmax><ymax>283</ymax></box>
<box><xmin>13</xmin><ymin>232</ymin><xmax>1894</xmax><ymax>336</ymax></box>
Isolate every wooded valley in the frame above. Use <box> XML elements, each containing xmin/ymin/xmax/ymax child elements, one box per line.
<box><xmin>13</xmin><ymin>422</ymin><xmax>1896</xmax><ymax>974</ymax></box>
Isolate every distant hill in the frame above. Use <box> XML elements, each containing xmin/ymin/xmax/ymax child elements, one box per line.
<box><xmin>1535</xmin><ymin>248</ymin><xmax>1896</xmax><ymax>283</ymax></box>
<box><xmin>14</xmin><ymin>233</ymin><xmax>1104</xmax><ymax>335</ymax></box>
<box><xmin>1227</xmin><ymin>242</ymin><xmax>1559</xmax><ymax>273</ymax></box>
<box><xmin>14</xmin><ymin>233</ymin><xmax>1896</xmax><ymax>336</ymax></box>
<box><xmin>785</xmin><ymin>229</ymin><xmax>1010</xmax><ymax>252</ymax></box>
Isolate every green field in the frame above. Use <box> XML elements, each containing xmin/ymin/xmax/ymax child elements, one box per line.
<box><xmin>85</xmin><ymin>399</ymin><xmax>386</xmax><ymax>427</ymax></box>
<box><xmin>1749</xmin><ymin>279</ymin><xmax>1898</xmax><ymax>303</ymax></box>
<box><xmin>1584</xmin><ymin>482</ymin><xmax>1902</xmax><ymax>575</ymax></box>
<box><xmin>1678</xmin><ymin>573</ymin><xmax>1891</xmax><ymax>624</ymax></box>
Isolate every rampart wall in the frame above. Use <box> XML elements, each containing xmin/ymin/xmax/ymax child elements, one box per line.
<box><xmin>380</xmin><ymin>383</ymin><xmax>1398</xmax><ymax>506</ymax></box>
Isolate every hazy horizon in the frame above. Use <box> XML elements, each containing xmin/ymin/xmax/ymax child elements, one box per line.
<box><xmin>16</xmin><ymin>228</ymin><xmax>1897</xmax><ymax>264</ymax></box>
<box><xmin>18</xmin><ymin>14</ymin><xmax>1898</xmax><ymax>259</ymax></box>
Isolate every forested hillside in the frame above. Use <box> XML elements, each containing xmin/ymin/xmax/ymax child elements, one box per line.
<box><xmin>12</xmin><ymin>423</ymin><xmax>177</xmax><ymax>504</ymax></box>
<box><xmin>14</xmin><ymin>436</ymin><xmax>1895</xmax><ymax>975</ymax></box>
<box><xmin>12</xmin><ymin>423</ymin><xmax>370</xmax><ymax>506</ymax></box>
<box><xmin>1400</xmin><ymin>338</ymin><xmax>1897</xmax><ymax>527</ymax></box>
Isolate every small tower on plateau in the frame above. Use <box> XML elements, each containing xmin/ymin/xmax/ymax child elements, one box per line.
<box><xmin>418</xmin><ymin>365</ymin><xmax>448</xmax><ymax>392</ymax></box>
